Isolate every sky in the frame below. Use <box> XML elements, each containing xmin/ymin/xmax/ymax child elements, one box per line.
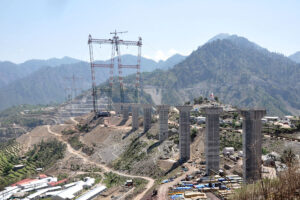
<box><xmin>0</xmin><ymin>0</ymin><xmax>300</xmax><ymax>63</ymax></box>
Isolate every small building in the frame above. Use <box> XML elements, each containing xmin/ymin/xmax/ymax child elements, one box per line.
<box><xmin>53</xmin><ymin>184</ymin><xmax>84</xmax><ymax>200</ymax></box>
<box><xmin>75</xmin><ymin>185</ymin><xmax>106</xmax><ymax>200</ymax></box>
<box><xmin>36</xmin><ymin>168</ymin><xmax>43</xmax><ymax>172</ymax></box>
<box><xmin>223</xmin><ymin>147</ymin><xmax>234</xmax><ymax>156</ymax></box>
<box><xmin>11</xmin><ymin>179</ymin><xmax>36</xmax><ymax>187</ymax></box>
<box><xmin>263</xmin><ymin>116</ymin><xmax>279</xmax><ymax>123</ymax></box>
<box><xmin>13</xmin><ymin>164</ymin><xmax>25</xmax><ymax>171</ymax></box>
<box><xmin>38</xmin><ymin>174</ymin><xmax>47</xmax><ymax>179</ymax></box>
<box><xmin>0</xmin><ymin>186</ymin><xmax>21</xmax><ymax>200</ymax></box>
<box><xmin>284</xmin><ymin>115</ymin><xmax>295</xmax><ymax>121</ymax></box>
<box><xmin>24</xmin><ymin>186</ymin><xmax>61</xmax><ymax>200</ymax></box>
<box><xmin>83</xmin><ymin>177</ymin><xmax>95</xmax><ymax>189</ymax></box>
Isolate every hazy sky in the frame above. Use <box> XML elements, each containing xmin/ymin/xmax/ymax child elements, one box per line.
<box><xmin>0</xmin><ymin>0</ymin><xmax>300</xmax><ymax>63</ymax></box>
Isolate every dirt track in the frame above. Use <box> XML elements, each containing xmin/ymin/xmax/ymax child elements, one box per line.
<box><xmin>46</xmin><ymin>124</ymin><xmax>154</xmax><ymax>200</ymax></box>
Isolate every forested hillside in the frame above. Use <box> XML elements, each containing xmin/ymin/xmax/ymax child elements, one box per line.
<box><xmin>128</xmin><ymin>36</ymin><xmax>300</xmax><ymax>116</ymax></box>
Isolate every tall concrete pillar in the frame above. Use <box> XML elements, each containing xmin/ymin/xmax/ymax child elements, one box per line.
<box><xmin>176</xmin><ymin>105</ymin><xmax>192</xmax><ymax>162</ymax></box>
<box><xmin>131</xmin><ymin>104</ymin><xmax>139</xmax><ymax>130</ymax></box>
<box><xmin>240</xmin><ymin>109</ymin><xmax>266</xmax><ymax>183</ymax></box>
<box><xmin>143</xmin><ymin>105</ymin><xmax>152</xmax><ymax>132</ymax></box>
<box><xmin>157</xmin><ymin>105</ymin><xmax>170</xmax><ymax>142</ymax></box>
<box><xmin>122</xmin><ymin>103</ymin><xmax>129</xmax><ymax>120</ymax></box>
<box><xmin>202</xmin><ymin>106</ymin><xmax>223</xmax><ymax>175</ymax></box>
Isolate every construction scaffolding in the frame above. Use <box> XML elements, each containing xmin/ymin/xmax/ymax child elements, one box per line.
<box><xmin>88</xmin><ymin>31</ymin><xmax>142</xmax><ymax>114</ymax></box>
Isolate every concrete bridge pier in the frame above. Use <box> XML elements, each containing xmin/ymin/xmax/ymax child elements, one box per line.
<box><xmin>202</xmin><ymin>106</ymin><xmax>223</xmax><ymax>175</ymax></box>
<box><xmin>176</xmin><ymin>105</ymin><xmax>192</xmax><ymax>162</ymax></box>
<box><xmin>143</xmin><ymin>105</ymin><xmax>152</xmax><ymax>132</ymax></box>
<box><xmin>240</xmin><ymin>109</ymin><xmax>266</xmax><ymax>183</ymax></box>
<box><xmin>131</xmin><ymin>104</ymin><xmax>140</xmax><ymax>130</ymax></box>
<box><xmin>157</xmin><ymin>105</ymin><xmax>170</xmax><ymax>142</ymax></box>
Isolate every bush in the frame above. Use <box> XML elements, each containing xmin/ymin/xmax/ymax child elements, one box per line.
<box><xmin>230</xmin><ymin>165</ymin><xmax>300</xmax><ymax>200</ymax></box>
<box><xmin>262</xmin><ymin>147</ymin><xmax>269</xmax><ymax>155</ymax></box>
<box><xmin>281</xmin><ymin>148</ymin><xmax>296</xmax><ymax>166</ymax></box>
<box><xmin>68</xmin><ymin>136</ymin><xmax>84</xmax><ymax>150</ymax></box>
<box><xmin>62</xmin><ymin>129</ymin><xmax>76</xmax><ymax>135</ymax></box>
<box><xmin>191</xmin><ymin>128</ymin><xmax>198</xmax><ymax>141</ymax></box>
<box><xmin>76</xmin><ymin>124</ymin><xmax>89</xmax><ymax>132</ymax></box>
<box><xmin>103</xmin><ymin>172</ymin><xmax>126</xmax><ymax>188</ymax></box>
<box><xmin>58</xmin><ymin>173</ymin><xmax>68</xmax><ymax>181</ymax></box>
<box><xmin>2</xmin><ymin>164</ymin><xmax>12</xmax><ymax>176</ymax></box>
<box><xmin>82</xmin><ymin>146</ymin><xmax>94</xmax><ymax>156</ymax></box>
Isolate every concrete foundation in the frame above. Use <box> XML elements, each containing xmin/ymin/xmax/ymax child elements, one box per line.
<box><xmin>157</xmin><ymin>105</ymin><xmax>170</xmax><ymax>142</ymax></box>
<box><xmin>122</xmin><ymin>104</ymin><xmax>129</xmax><ymax>120</ymax></box>
<box><xmin>131</xmin><ymin>104</ymin><xmax>139</xmax><ymax>130</ymax></box>
<box><xmin>241</xmin><ymin>109</ymin><xmax>266</xmax><ymax>183</ymax></box>
<box><xmin>176</xmin><ymin>105</ymin><xmax>192</xmax><ymax>162</ymax></box>
<box><xmin>202</xmin><ymin>106</ymin><xmax>223</xmax><ymax>175</ymax></box>
<box><xmin>143</xmin><ymin>105</ymin><xmax>152</xmax><ymax>132</ymax></box>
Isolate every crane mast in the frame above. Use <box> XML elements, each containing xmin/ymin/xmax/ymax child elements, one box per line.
<box><xmin>88</xmin><ymin>31</ymin><xmax>142</xmax><ymax>114</ymax></box>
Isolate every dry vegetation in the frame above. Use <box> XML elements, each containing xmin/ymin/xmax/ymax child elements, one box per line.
<box><xmin>230</xmin><ymin>165</ymin><xmax>300</xmax><ymax>200</ymax></box>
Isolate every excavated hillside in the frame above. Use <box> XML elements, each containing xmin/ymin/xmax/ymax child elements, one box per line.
<box><xmin>16</xmin><ymin>109</ymin><xmax>207</xmax><ymax>180</ymax></box>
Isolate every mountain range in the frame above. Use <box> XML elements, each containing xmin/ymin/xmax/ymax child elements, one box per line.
<box><xmin>0</xmin><ymin>54</ymin><xmax>186</xmax><ymax>111</ymax></box>
<box><xmin>0</xmin><ymin>34</ymin><xmax>299</xmax><ymax>116</ymax></box>
<box><xmin>125</xmin><ymin>34</ymin><xmax>300</xmax><ymax>116</ymax></box>
<box><xmin>0</xmin><ymin>57</ymin><xmax>81</xmax><ymax>88</ymax></box>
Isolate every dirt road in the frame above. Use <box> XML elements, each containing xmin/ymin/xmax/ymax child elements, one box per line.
<box><xmin>157</xmin><ymin>163</ymin><xmax>198</xmax><ymax>200</ymax></box>
<box><xmin>46</xmin><ymin>125</ymin><xmax>154</xmax><ymax>200</ymax></box>
<box><xmin>70</xmin><ymin>117</ymin><xmax>79</xmax><ymax>125</ymax></box>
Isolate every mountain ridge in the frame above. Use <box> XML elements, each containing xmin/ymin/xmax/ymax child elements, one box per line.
<box><xmin>0</xmin><ymin>54</ymin><xmax>184</xmax><ymax>111</ymax></box>
<box><xmin>131</xmin><ymin>35</ymin><xmax>300</xmax><ymax>116</ymax></box>
<box><xmin>289</xmin><ymin>51</ymin><xmax>300</xmax><ymax>63</ymax></box>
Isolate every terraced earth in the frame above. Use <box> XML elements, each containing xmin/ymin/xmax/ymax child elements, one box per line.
<box><xmin>0</xmin><ymin>142</ymin><xmax>37</xmax><ymax>187</ymax></box>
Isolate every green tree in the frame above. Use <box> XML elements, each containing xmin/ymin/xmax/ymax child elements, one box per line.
<box><xmin>2</xmin><ymin>164</ymin><xmax>13</xmax><ymax>176</ymax></box>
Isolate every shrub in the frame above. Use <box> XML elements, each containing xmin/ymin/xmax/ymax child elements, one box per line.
<box><xmin>230</xmin><ymin>164</ymin><xmax>300</xmax><ymax>200</ymax></box>
<box><xmin>68</xmin><ymin>136</ymin><xmax>84</xmax><ymax>150</ymax></box>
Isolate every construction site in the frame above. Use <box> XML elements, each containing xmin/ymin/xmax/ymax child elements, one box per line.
<box><xmin>0</xmin><ymin>31</ymin><xmax>300</xmax><ymax>200</ymax></box>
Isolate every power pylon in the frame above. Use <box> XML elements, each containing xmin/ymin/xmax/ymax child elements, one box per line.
<box><xmin>88</xmin><ymin>31</ymin><xmax>142</xmax><ymax>114</ymax></box>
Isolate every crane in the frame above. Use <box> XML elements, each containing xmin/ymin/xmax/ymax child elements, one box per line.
<box><xmin>88</xmin><ymin>31</ymin><xmax>142</xmax><ymax>114</ymax></box>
